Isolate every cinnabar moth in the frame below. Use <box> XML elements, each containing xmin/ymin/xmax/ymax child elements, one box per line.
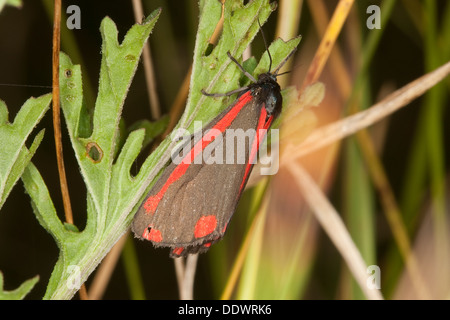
<box><xmin>132</xmin><ymin>31</ymin><xmax>296</xmax><ymax>258</ymax></box>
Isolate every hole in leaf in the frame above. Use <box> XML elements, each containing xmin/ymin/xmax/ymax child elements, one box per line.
<box><xmin>86</xmin><ymin>142</ymin><xmax>103</xmax><ymax>163</ymax></box>
<box><xmin>64</xmin><ymin>69</ymin><xmax>72</xmax><ymax>78</ymax></box>
<box><xmin>204</xmin><ymin>43</ymin><xmax>214</xmax><ymax>57</ymax></box>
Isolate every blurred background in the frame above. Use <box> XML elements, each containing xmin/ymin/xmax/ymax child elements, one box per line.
<box><xmin>0</xmin><ymin>0</ymin><xmax>449</xmax><ymax>299</ymax></box>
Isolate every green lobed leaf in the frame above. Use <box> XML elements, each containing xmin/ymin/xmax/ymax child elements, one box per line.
<box><xmin>0</xmin><ymin>94</ymin><xmax>50</xmax><ymax>210</ymax></box>
<box><xmin>0</xmin><ymin>271</ymin><xmax>38</xmax><ymax>300</ymax></box>
<box><xmin>22</xmin><ymin>9</ymin><xmax>162</xmax><ymax>300</ymax></box>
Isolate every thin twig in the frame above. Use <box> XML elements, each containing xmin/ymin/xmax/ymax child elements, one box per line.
<box><xmin>52</xmin><ymin>0</ymin><xmax>86</xmax><ymax>300</ymax></box>
<box><xmin>174</xmin><ymin>257</ymin><xmax>185</xmax><ymax>298</ymax></box>
<box><xmin>179</xmin><ymin>254</ymin><xmax>198</xmax><ymax>300</ymax></box>
<box><xmin>220</xmin><ymin>196</ymin><xmax>268</xmax><ymax>300</ymax></box>
<box><xmin>284</xmin><ymin>61</ymin><xmax>450</xmax><ymax>163</ymax></box>
<box><xmin>356</xmin><ymin>128</ymin><xmax>432</xmax><ymax>299</ymax></box>
<box><xmin>287</xmin><ymin>163</ymin><xmax>383</xmax><ymax>300</ymax></box>
<box><xmin>301</xmin><ymin>0</ymin><xmax>355</xmax><ymax>91</ymax></box>
<box><xmin>52</xmin><ymin>0</ymin><xmax>73</xmax><ymax>225</ymax></box>
<box><xmin>162</xmin><ymin>65</ymin><xmax>192</xmax><ymax>139</ymax></box>
<box><xmin>307</xmin><ymin>0</ymin><xmax>352</xmax><ymax>99</ymax></box>
<box><xmin>78</xmin><ymin>284</ymin><xmax>88</xmax><ymax>300</ymax></box>
<box><xmin>132</xmin><ymin>0</ymin><xmax>161</xmax><ymax>120</ymax></box>
<box><xmin>209</xmin><ymin>0</ymin><xmax>225</xmax><ymax>45</ymax></box>
<box><xmin>88</xmin><ymin>232</ymin><xmax>129</xmax><ymax>300</ymax></box>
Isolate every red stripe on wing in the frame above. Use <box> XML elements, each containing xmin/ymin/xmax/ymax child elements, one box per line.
<box><xmin>238</xmin><ymin>105</ymin><xmax>273</xmax><ymax>194</ymax></box>
<box><xmin>143</xmin><ymin>91</ymin><xmax>254</xmax><ymax>215</ymax></box>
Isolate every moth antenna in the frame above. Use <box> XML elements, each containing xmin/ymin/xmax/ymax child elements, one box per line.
<box><xmin>258</xmin><ymin>19</ymin><xmax>272</xmax><ymax>73</ymax></box>
<box><xmin>201</xmin><ymin>86</ymin><xmax>249</xmax><ymax>97</ymax></box>
<box><xmin>276</xmin><ymin>70</ymin><xmax>291</xmax><ymax>77</ymax></box>
<box><xmin>227</xmin><ymin>51</ymin><xmax>257</xmax><ymax>83</ymax></box>
<box><xmin>273</xmin><ymin>47</ymin><xmax>297</xmax><ymax>76</ymax></box>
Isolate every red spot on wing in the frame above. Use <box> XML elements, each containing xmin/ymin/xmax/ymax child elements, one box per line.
<box><xmin>203</xmin><ymin>242</ymin><xmax>212</xmax><ymax>248</ymax></box>
<box><xmin>194</xmin><ymin>215</ymin><xmax>217</xmax><ymax>238</ymax></box>
<box><xmin>172</xmin><ymin>247</ymin><xmax>184</xmax><ymax>256</ymax></box>
<box><xmin>142</xmin><ymin>226</ymin><xmax>163</xmax><ymax>243</ymax></box>
<box><xmin>144</xmin><ymin>92</ymin><xmax>254</xmax><ymax>215</ymax></box>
